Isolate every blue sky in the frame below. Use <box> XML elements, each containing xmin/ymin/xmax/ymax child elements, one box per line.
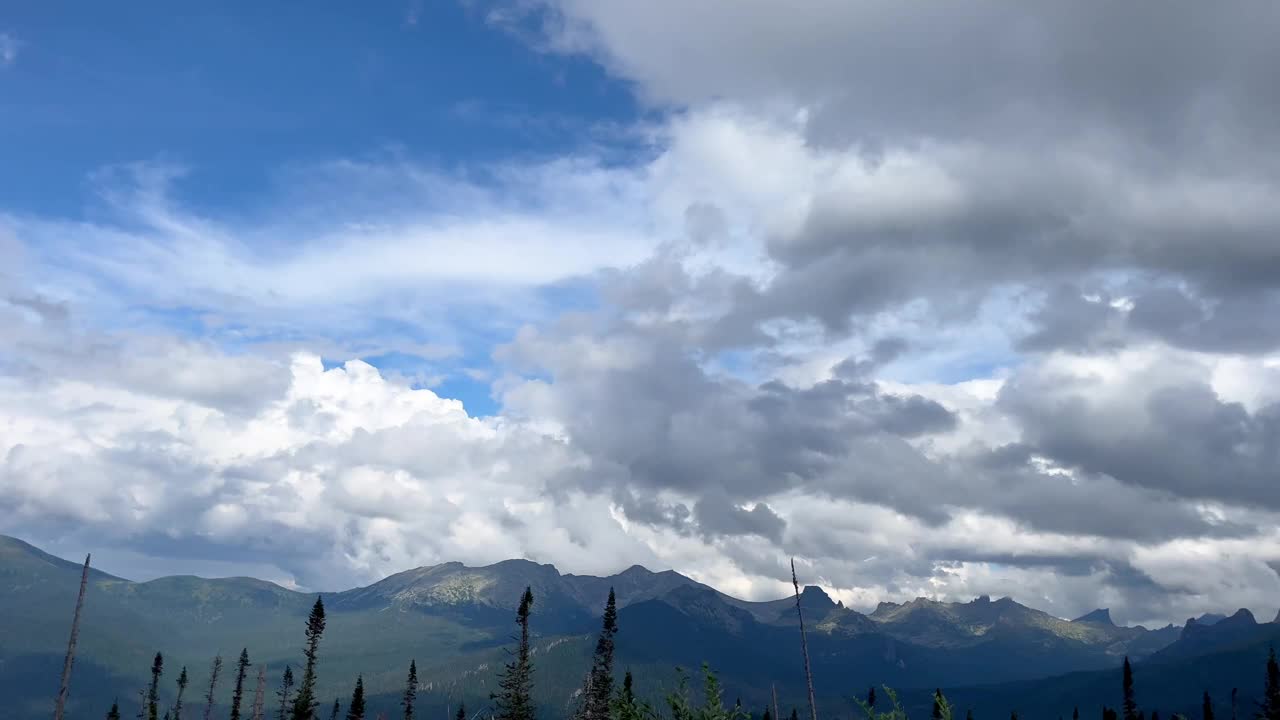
<box><xmin>1</xmin><ymin>1</ymin><xmax>640</xmax><ymax>218</ymax></box>
<box><xmin>2</xmin><ymin>2</ymin><xmax>1280</xmax><ymax>624</ymax></box>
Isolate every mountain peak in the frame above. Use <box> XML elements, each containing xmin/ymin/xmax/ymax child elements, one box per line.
<box><xmin>1073</xmin><ymin>608</ymin><xmax>1115</xmax><ymax>625</ymax></box>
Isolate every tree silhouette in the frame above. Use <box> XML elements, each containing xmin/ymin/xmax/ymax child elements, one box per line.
<box><xmin>292</xmin><ymin>597</ymin><xmax>327</xmax><ymax>720</ymax></box>
<box><xmin>402</xmin><ymin>660</ymin><xmax>418</xmax><ymax>720</ymax></box>
<box><xmin>493</xmin><ymin>587</ymin><xmax>535</xmax><ymax>720</ymax></box>
<box><xmin>230</xmin><ymin>649</ymin><xmax>251</xmax><ymax>720</ymax></box>
<box><xmin>344</xmin><ymin>676</ymin><xmax>365</xmax><ymax>720</ymax></box>
<box><xmin>146</xmin><ymin>653</ymin><xmax>164</xmax><ymax>720</ymax></box>
<box><xmin>1123</xmin><ymin>658</ymin><xmax>1139</xmax><ymax>720</ymax></box>
<box><xmin>276</xmin><ymin>666</ymin><xmax>295</xmax><ymax>720</ymax></box>
<box><xmin>203</xmin><ymin>655</ymin><xmax>223</xmax><ymax>720</ymax></box>
<box><xmin>174</xmin><ymin>667</ymin><xmax>189</xmax><ymax>720</ymax></box>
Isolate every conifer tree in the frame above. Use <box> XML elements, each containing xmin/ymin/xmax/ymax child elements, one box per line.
<box><xmin>868</xmin><ymin>688</ymin><xmax>877</xmax><ymax>710</ymax></box>
<box><xmin>456</xmin><ymin>704</ymin><xmax>467</xmax><ymax>720</ymax></box>
<box><xmin>1261</xmin><ymin>647</ymin><xmax>1280</xmax><ymax>720</ymax></box>
<box><xmin>1123</xmin><ymin>658</ymin><xmax>1139</xmax><ymax>720</ymax></box>
<box><xmin>345</xmin><ymin>676</ymin><xmax>366</xmax><ymax>720</ymax></box>
<box><xmin>1075</xmin><ymin>707</ymin><xmax>1080</xmax><ymax>720</ymax></box>
<box><xmin>108</xmin><ymin>700</ymin><xmax>122</xmax><ymax>720</ymax></box>
<box><xmin>147</xmin><ymin>652</ymin><xmax>164</xmax><ymax>720</ymax></box>
<box><xmin>276</xmin><ymin>667</ymin><xmax>295</xmax><ymax>720</ymax></box>
<box><xmin>1204</xmin><ymin>692</ymin><xmax>1214</xmax><ymax>720</ymax></box>
<box><xmin>1105</xmin><ymin>707</ymin><xmax>1119</xmax><ymax>720</ymax></box>
<box><xmin>790</xmin><ymin>708</ymin><xmax>799</xmax><ymax>720</ymax></box>
<box><xmin>494</xmin><ymin>587</ymin><xmax>535</xmax><ymax>720</ymax></box>
<box><xmin>967</xmin><ymin>710</ymin><xmax>975</xmax><ymax>720</ymax></box>
<box><xmin>174</xmin><ymin>667</ymin><xmax>189</xmax><ymax>720</ymax></box>
<box><xmin>329</xmin><ymin>699</ymin><xmax>341</xmax><ymax>720</ymax></box>
<box><xmin>230</xmin><ymin>649</ymin><xmax>251</xmax><ymax>720</ymax></box>
<box><xmin>1152</xmin><ymin>711</ymin><xmax>1160</xmax><ymax>720</ymax></box>
<box><xmin>612</xmin><ymin>670</ymin><xmax>654</xmax><ymax>720</ymax></box>
<box><xmin>292</xmin><ymin>597</ymin><xmax>327</xmax><ymax>720</ymax></box>
<box><xmin>1011</xmin><ymin>711</ymin><xmax>1019</xmax><ymax>720</ymax></box>
<box><xmin>402</xmin><ymin>660</ymin><xmax>418</xmax><ymax>720</ymax></box>
<box><xmin>762</xmin><ymin>709</ymin><xmax>773</xmax><ymax>720</ymax></box>
<box><xmin>204</xmin><ymin>654</ymin><xmax>223</xmax><ymax>720</ymax></box>
<box><xmin>932</xmin><ymin>690</ymin><xmax>950</xmax><ymax>720</ymax></box>
<box><xmin>583</xmin><ymin>589</ymin><xmax>619</xmax><ymax>720</ymax></box>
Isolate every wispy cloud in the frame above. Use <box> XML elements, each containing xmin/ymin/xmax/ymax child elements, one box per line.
<box><xmin>0</xmin><ymin>32</ymin><xmax>19</xmax><ymax>67</ymax></box>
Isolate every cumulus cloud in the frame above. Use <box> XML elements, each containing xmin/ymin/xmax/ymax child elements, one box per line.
<box><xmin>3</xmin><ymin>2</ymin><xmax>1280</xmax><ymax>626</ymax></box>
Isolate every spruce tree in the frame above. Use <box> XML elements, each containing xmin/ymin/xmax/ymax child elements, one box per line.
<box><xmin>345</xmin><ymin>677</ymin><xmax>365</xmax><ymax>720</ymax></box>
<box><xmin>1261</xmin><ymin>647</ymin><xmax>1280</xmax><ymax>720</ymax></box>
<box><xmin>292</xmin><ymin>597</ymin><xmax>327</xmax><ymax>720</ymax></box>
<box><xmin>493</xmin><ymin>587</ymin><xmax>535</xmax><ymax>720</ymax></box>
<box><xmin>933</xmin><ymin>690</ymin><xmax>948</xmax><ymax>720</ymax></box>
<box><xmin>613</xmin><ymin>670</ymin><xmax>653</xmax><ymax>720</ymax></box>
<box><xmin>204</xmin><ymin>655</ymin><xmax>223</xmax><ymax>720</ymax></box>
<box><xmin>329</xmin><ymin>700</ymin><xmax>341</xmax><ymax>720</ymax></box>
<box><xmin>108</xmin><ymin>700</ymin><xmax>122</xmax><ymax>720</ymax></box>
<box><xmin>147</xmin><ymin>652</ymin><xmax>164</xmax><ymax>720</ymax></box>
<box><xmin>1123</xmin><ymin>658</ymin><xmax>1139</xmax><ymax>720</ymax></box>
<box><xmin>230</xmin><ymin>649</ymin><xmax>251</xmax><ymax>720</ymax></box>
<box><xmin>402</xmin><ymin>660</ymin><xmax>418</xmax><ymax>720</ymax></box>
<box><xmin>763</xmin><ymin>709</ymin><xmax>773</xmax><ymax>720</ymax></box>
<box><xmin>868</xmin><ymin>688</ymin><xmax>877</xmax><ymax>710</ymax></box>
<box><xmin>276</xmin><ymin>667</ymin><xmax>295</xmax><ymax>720</ymax></box>
<box><xmin>582</xmin><ymin>589</ymin><xmax>618</xmax><ymax>720</ymax></box>
<box><xmin>790</xmin><ymin>708</ymin><xmax>800</xmax><ymax>720</ymax></box>
<box><xmin>1204</xmin><ymin>694</ymin><xmax>1214</xmax><ymax>720</ymax></box>
<box><xmin>456</xmin><ymin>704</ymin><xmax>467</xmax><ymax>720</ymax></box>
<box><xmin>1106</xmin><ymin>707</ymin><xmax>1119</xmax><ymax>720</ymax></box>
<box><xmin>174</xmin><ymin>667</ymin><xmax>189</xmax><ymax>720</ymax></box>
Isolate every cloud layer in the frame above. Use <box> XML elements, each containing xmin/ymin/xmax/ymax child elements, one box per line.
<box><xmin>3</xmin><ymin>2</ymin><xmax>1280</xmax><ymax>627</ymax></box>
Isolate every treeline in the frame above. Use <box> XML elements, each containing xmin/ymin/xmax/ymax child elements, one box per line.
<box><xmin>49</xmin><ymin>555</ymin><xmax>1280</xmax><ymax>720</ymax></box>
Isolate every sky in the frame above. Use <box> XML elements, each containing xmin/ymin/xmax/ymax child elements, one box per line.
<box><xmin>2</xmin><ymin>1</ymin><xmax>1280</xmax><ymax>628</ymax></box>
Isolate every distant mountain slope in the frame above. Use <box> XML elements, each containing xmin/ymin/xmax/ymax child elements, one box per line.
<box><xmin>0</xmin><ymin>534</ymin><xmax>1208</xmax><ymax>720</ymax></box>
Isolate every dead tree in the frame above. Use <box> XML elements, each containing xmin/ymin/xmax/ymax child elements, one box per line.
<box><xmin>791</xmin><ymin>558</ymin><xmax>818</xmax><ymax>720</ymax></box>
<box><xmin>54</xmin><ymin>554</ymin><xmax>91</xmax><ymax>720</ymax></box>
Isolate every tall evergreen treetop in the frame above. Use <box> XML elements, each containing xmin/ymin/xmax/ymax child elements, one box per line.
<box><xmin>147</xmin><ymin>652</ymin><xmax>164</xmax><ymax>720</ymax></box>
<box><xmin>402</xmin><ymin>660</ymin><xmax>418</xmax><ymax>720</ymax></box>
<box><xmin>932</xmin><ymin>690</ymin><xmax>950</xmax><ymax>720</ymax></box>
<box><xmin>230</xmin><ymin>649</ymin><xmax>251</xmax><ymax>720</ymax></box>
<box><xmin>1123</xmin><ymin>658</ymin><xmax>1139</xmax><ymax>720</ymax></box>
<box><xmin>173</xmin><ymin>666</ymin><xmax>189</xmax><ymax>720</ymax></box>
<box><xmin>329</xmin><ymin>700</ymin><xmax>341</xmax><ymax>720</ymax></box>
<box><xmin>1204</xmin><ymin>693</ymin><xmax>1214</xmax><ymax>720</ymax></box>
<box><xmin>344</xmin><ymin>676</ymin><xmax>365</xmax><ymax>720</ymax></box>
<box><xmin>292</xmin><ymin>596</ymin><xmax>327</xmax><ymax>720</ymax></box>
<box><xmin>276</xmin><ymin>666</ymin><xmax>295</xmax><ymax>720</ymax></box>
<box><xmin>790</xmin><ymin>708</ymin><xmax>800</xmax><ymax>720</ymax></box>
<box><xmin>493</xmin><ymin>587</ymin><xmax>535</xmax><ymax>720</ymax></box>
<box><xmin>582</xmin><ymin>589</ymin><xmax>618</xmax><ymax>720</ymax></box>
<box><xmin>456</xmin><ymin>704</ymin><xmax>467</xmax><ymax>720</ymax></box>
<box><xmin>108</xmin><ymin>700</ymin><xmax>122</xmax><ymax>720</ymax></box>
<box><xmin>868</xmin><ymin>688</ymin><xmax>877</xmax><ymax>710</ymax></box>
<box><xmin>1261</xmin><ymin>647</ymin><xmax>1280</xmax><ymax>720</ymax></box>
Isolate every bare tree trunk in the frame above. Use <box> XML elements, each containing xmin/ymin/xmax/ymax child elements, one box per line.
<box><xmin>54</xmin><ymin>554</ymin><xmax>91</xmax><ymax>720</ymax></box>
<box><xmin>772</xmin><ymin>684</ymin><xmax>780</xmax><ymax>720</ymax></box>
<box><xmin>204</xmin><ymin>655</ymin><xmax>223</xmax><ymax>720</ymax></box>
<box><xmin>791</xmin><ymin>558</ymin><xmax>818</xmax><ymax>720</ymax></box>
<box><xmin>251</xmin><ymin>666</ymin><xmax>266</xmax><ymax>720</ymax></box>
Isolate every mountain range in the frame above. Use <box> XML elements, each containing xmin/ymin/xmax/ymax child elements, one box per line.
<box><xmin>3</xmin><ymin>534</ymin><xmax>1277</xmax><ymax>720</ymax></box>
